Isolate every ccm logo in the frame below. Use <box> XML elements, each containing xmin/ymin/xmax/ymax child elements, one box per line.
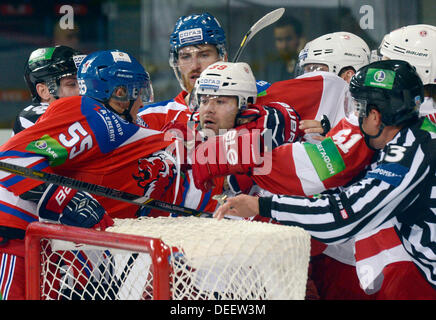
<box><xmin>224</xmin><ymin>130</ymin><xmax>238</xmax><ymax>165</ymax></box>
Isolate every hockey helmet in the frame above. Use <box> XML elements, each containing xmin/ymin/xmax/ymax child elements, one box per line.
<box><xmin>379</xmin><ymin>24</ymin><xmax>436</xmax><ymax>85</ymax></box>
<box><xmin>24</xmin><ymin>45</ymin><xmax>82</xmax><ymax>102</ymax></box>
<box><xmin>77</xmin><ymin>50</ymin><xmax>153</xmax><ymax>104</ymax></box>
<box><xmin>348</xmin><ymin>59</ymin><xmax>423</xmax><ymax>126</ymax></box>
<box><xmin>297</xmin><ymin>32</ymin><xmax>370</xmax><ymax>76</ymax></box>
<box><xmin>169</xmin><ymin>13</ymin><xmax>227</xmax><ymax>91</ymax></box>
<box><xmin>190</xmin><ymin>61</ymin><xmax>257</xmax><ymax>112</ymax></box>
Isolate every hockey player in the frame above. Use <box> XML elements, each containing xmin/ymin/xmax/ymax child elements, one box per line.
<box><xmin>213</xmin><ymin>60</ymin><xmax>436</xmax><ymax>299</ymax></box>
<box><xmin>252</xmin><ymin>32</ymin><xmax>371</xmax><ymax>132</ymax></box>
<box><xmin>137</xmin><ymin>12</ymin><xmax>228</xmax><ymax>132</ymax></box>
<box><xmin>138</xmin><ymin>61</ymin><xmax>304</xmax><ymax>216</ymax></box>
<box><xmin>378</xmin><ymin>24</ymin><xmax>436</xmax><ymax>123</ymax></box>
<box><xmin>0</xmin><ymin>50</ymin><xmax>175</xmax><ymax>299</ymax></box>
<box><xmin>191</xmin><ymin>49</ymin><xmax>376</xmax><ymax>299</ymax></box>
<box><xmin>13</xmin><ymin>45</ymin><xmax>84</xmax><ymax>135</ymax></box>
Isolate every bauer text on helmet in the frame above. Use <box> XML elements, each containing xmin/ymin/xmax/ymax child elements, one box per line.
<box><xmin>379</xmin><ymin>24</ymin><xmax>436</xmax><ymax>85</ymax></box>
<box><xmin>297</xmin><ymin>32</ymin><xmax>370</xmax><ymax>76</ymax></box>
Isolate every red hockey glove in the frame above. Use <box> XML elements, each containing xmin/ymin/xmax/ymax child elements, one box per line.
<box><xmin>37</xmin><ymin>184</ymin><xmax>109</xmax><ymax>229</ymax></box>
<box><xmin>227</xmin><ymin>174</ymin><xmax>255</xmax><ymax>195</ymax></box>
<box><xmin>237</xmin><ymin>103</ymin><xmax>303</xmax><ymax>147</ymax></box>
<box><xmin>192</xmin><ymin>130</ymin><xmax>263</xmax><ymax>192</ymax></box>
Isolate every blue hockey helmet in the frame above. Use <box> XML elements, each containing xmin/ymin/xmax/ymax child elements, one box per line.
<box><xmin>77</xmin><ymin>50</ymin><xmax>153</xmax><ymax>106</ymax></box>
<box><xmin>169</xmin><ymin>12</ymin><xmax>226</xmax><ymax>60</ymax></box>
<box><xmin>169</xmin><ymin>13</ymin><xmax>227</xmax><ymax>91</ymax></box>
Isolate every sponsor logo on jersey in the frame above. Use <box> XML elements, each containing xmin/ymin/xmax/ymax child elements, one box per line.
<box><xmin>26</xmin><ymin>134</ymin><xmax>68</xmax><ymax>166</ymax></box>
<box><xmin>367</xmin><ymin>163</ymin><xmax>409</xmax><ymax>187</ymax></box>
<box><xmin>179</xmin><ymin>28</ymin><xmax>203</xmax><ymax>45</ymax></box>
<box><xmin>421</xmin><ymin>117</ymin><xmax>436</xmax><ymax>133</ymax></box>
<box><xmin>304</xmin><ymin>137</ymin><xmax>346</xmax><ymax>181</ymax></box>
<box><xmin>255</xmin><ymin>80</ymin><xmax>271</xmax><ymax>97</ymax></box>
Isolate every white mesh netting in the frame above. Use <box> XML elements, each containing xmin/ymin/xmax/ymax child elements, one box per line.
<box><xmin>37</xmin><ymin>216</ymin><xmax>311</xmax><ymax>300</ymax></box>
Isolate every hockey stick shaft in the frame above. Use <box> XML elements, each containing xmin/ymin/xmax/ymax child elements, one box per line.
<box><xmin>0</xmin><ymin>161</ymin><xmax>211</xmax><ymax>217</ymax></box>
<box><xmin>232</xmin><ymin>7</ymin><xmax>285</xmax><ymax>62</ymax></box>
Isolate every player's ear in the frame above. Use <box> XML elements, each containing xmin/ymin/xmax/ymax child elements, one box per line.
<box><xmin>341</xmin><ymin>69</ymin><xmax>355</xmax><ymax>83</ymax></box>
<box><xmin>368</xmin><ymin>108</ymin><xmax>382</xmax><ymax>126</ymax></box>
<box><xmin>35</xmin><ymin>83</ymin><xmax>52</xmax><ymax>102</ymax></box>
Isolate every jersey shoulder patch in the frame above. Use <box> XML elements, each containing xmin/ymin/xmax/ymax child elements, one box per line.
<box><xmin>421</xmin><ymin>117</ymin><xmax>436</xmax><ymax>134</ymax></box>
<box><xmin>303</xmin><ymin>137</ymin><xmax>346</xmax><ymax>181</ymax></box>
<box><xmin>80</xmin><ymin>96</ymin><xmax>140</xmax><ymax>153</ymax></box>
<box><xmin>366</xmin><ymin>163</ymin><xmax>409</xmax><ymax>187</ymax></box>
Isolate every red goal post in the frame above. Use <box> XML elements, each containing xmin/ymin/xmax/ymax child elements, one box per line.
<box><xmin>25</xmin><ymin>222</ymin><xmax>172</xmax><ymax>300</ymax></box>
<box><xmin>25</xmin><ymin>216</ymin><xmax>311</xmax><ymax>300</ymax></box>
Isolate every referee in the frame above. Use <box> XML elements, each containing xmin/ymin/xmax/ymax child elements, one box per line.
<box><xmin>214</xmin><ymin>60</ymin><xmax>436</xmax><ymax>299</ymax></box>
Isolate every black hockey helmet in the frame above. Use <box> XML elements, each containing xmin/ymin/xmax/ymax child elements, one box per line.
<box><xmin>24</xmin><ymin>45</ymin><xmax>82</xmax><ymax>103</ymax></box>
<box><xmin>348</xmin><ymin>59</ymin><xmax>423</xmax><ymax>127</ymax></box>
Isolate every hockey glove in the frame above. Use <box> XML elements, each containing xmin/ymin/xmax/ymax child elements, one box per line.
<box><xmin>37</xmin><ymin>184</ymin><xmax>110</xmax><ymax>229</ymax></box>
<box><xmin>236</xmin><ymin>103</ymin><xmax>303</xmax><ymax>147</ymax></box>
<box><xmin>192</xmin><ymin>130</ymin><xmax>263</xmax><ymax>192</ymax></box>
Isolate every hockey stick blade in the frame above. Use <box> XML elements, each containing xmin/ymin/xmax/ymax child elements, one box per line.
<box><xmin>0</xmin><ymin>161</ymin><xmax>212</xmax><ymax>218</ymax></box>
<box><xmin>232</xmin><ymin>7</ymin><xmax>285</xmax><ymax>62</ymax></box>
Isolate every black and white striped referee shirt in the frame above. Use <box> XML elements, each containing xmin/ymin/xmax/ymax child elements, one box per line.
<box><xmin>259</xmin><ymin>117</ymin><xmax>436</xmax><ymax>289</ymax></box>
<box><xmin>12</xmin><ymin>102</ymin><xmax>49</xmax><ymax>136</ymax></box>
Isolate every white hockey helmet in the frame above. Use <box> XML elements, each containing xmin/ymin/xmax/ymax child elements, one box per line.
<box><xmin>190</xmin><ymin>61</ymin><xmax>257</xmax><ymax>112</ymax></box>
<box><xmin>379</xmin><ymin>24</ymin><xmax>436</xmax><ymax>85</ymax></box>
<box><xmin>297</xmin><ymin>31</ymin><xmax>370</xmax><ymax>76</ymax></box>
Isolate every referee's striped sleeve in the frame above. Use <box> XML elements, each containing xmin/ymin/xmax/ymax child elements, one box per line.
<box><xmin>258</xmin><ymin>126</ymin><xmax>432</xmax><ymax>245</ymax></box>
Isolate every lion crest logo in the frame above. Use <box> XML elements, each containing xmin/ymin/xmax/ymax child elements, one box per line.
<box><xmin>133</xmin><ymin>151</ymin><xmax>177</xmax><ymax>199</ymax></box>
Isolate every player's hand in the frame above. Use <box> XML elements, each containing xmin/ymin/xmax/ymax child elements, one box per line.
<box><xmin>38</xmin><ymin>184</ymin><xmax>108</xmax><ymax>228</ymax></box>
<box><xmin>299</xmin><ymin>120</ymin><xmax>324</xmax><ymax>134</ymax></box>
<box><xmin>213</xmin><ymin>194</ymin><xmax>259</xmax><ymax>220</ymax></box>
<box><xmin>192</xmin><ymin>130</ymin><xmax>263</xmax><ymax>192</ymax></box>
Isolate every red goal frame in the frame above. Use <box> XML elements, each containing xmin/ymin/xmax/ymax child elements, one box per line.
<box><xmin>25</xmin><ymin>222</ymin><xmax>172</xmax><ymax>300</ymax></box>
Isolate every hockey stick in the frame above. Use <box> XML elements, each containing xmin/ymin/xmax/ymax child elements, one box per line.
<box><xmin>0</xmin><ymin>161</ymin><xmax>212</xmax><ymax>217</ymax></box>
<box><xmin>232</xmin><ymin>7</ymin><xmax>285</xmax><ymax>62</ymax></box>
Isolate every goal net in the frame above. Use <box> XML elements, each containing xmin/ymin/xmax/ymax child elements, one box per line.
<box><xmin>25</xmin><ymin>216</ymin><xmax>310</xmax><ymax>300</ymax></box>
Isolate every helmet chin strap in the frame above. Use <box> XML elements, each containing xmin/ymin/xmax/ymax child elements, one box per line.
<box><xmin>358</xmin><ymin>116</ymin><xmax>384</xmax><ymax>151</ymax></box>
<box><xmin>105</xmin><ymin>99</ymin><xmax>135</xmax><ymax>123</ymax></box>
<box><xmin>121</xmin><ymin>100</ymin><xmax>135</xmax><ymax>123</ymax></box>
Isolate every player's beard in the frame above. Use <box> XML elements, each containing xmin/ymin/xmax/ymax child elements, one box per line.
<box><xmin>183</xmin><ymin>78</ymin><xmax>194</xmax><ymax>93</ymax></box>
<box><xmin>181</xmin><ymin>66</ymin><xmax>202</xmax><ymax>93</ymax></box>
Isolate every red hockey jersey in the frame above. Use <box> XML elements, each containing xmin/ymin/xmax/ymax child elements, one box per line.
<box><xmin>0</xmin><ymin>96</ymin><xmax>174</xmax><ymax>231</ymax></box>
<box><xmin>252</xmin><ymin>114</ymin><xmax>375</xmax><ymax>196</ymax></box>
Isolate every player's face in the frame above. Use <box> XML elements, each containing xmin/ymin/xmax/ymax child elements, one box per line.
<box><xmin>199</xmin><ymin>95</ymin><xmax>239</xmax><ymax>135</ymax></box>
<box><xmin>359</xmin><ymin>108</ymin><xmax>387</xmax><ymax>150</ymax></box>
<box><xmin>57</xmin><ymin>75</ymin><xmax>79</xmax><ymax>98</ymax></box>
<box><xmin>274</xmin><ymin>25</ymin><xmax>300</xmax><ymax>58</ymax></box>
<box><xmin>177</xmin><ymin>45</ymin><xmax>221</xmax><ymax>92</ymax></box>
<box><xmin>108</xmin><ymin>87</ymin><xmax>144</xmax><ymax>122</ymax></box>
